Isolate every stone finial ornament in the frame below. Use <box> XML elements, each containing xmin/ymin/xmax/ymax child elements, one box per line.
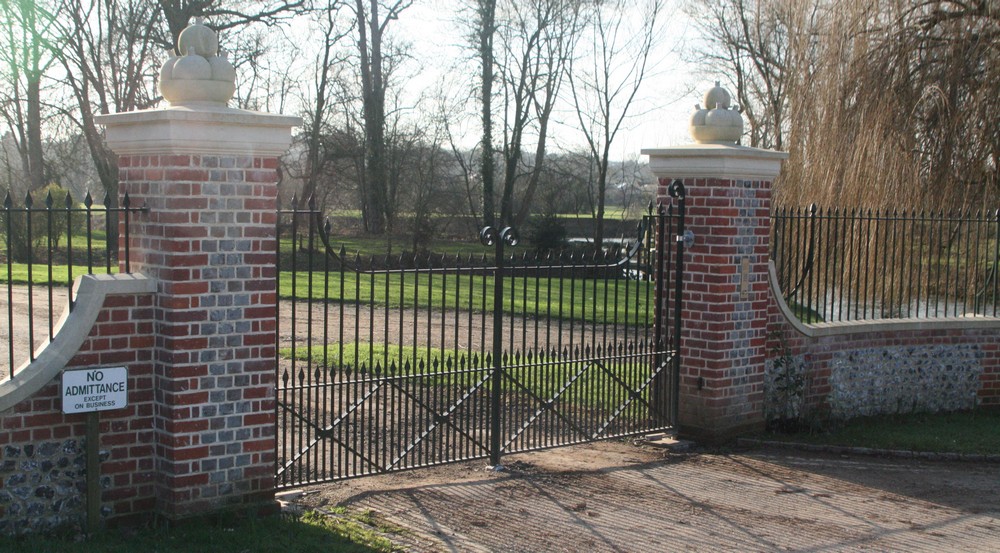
<box><xmin>158</xmin><ymin>18</ymin><xmax>236</xmax><ymax>106</ymax></box>
<box><xmin>689</xmin><ymin>81</ymin><xmax>744</xmax><ymax>144</ymax></box>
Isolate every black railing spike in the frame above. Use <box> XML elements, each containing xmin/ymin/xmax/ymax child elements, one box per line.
<box><xmin>297</xmin><ymin>368</ymin><xmax>305</xmax><ymax>383</ymax></box>
<box><xmin>374</xmin><ymin>361</ymin><xmax>383</xmax><ymax>375</ymax></box>
<box><xmin>324</xmin><ymin>218</ymin><xmax>332</xmax><ymax>235</ymax></box>
<box><xmin>418</xmin><ymin>359</ymin><xmax>425</xmax><ymax>370</ymax></box>
<box><xmin>103</xmin><ymin>191</ymin><xmax>110</xmax><ymax>206</ymax></box>
<box><xmin>3</xmin><ymin>192</ymin><xmax>11</xmax><ymax>208</ymax></box>
<box><xmin>389</xmin><ymin>361</ymin><xmax>397</xmax><ymax>374</ymax></box>
<box><xmin>281</xmin><ymin>370</ymin><xmax>289</xmax><ymax>385</ymax></box>
<box><xmin>484</xmin><ymin>353</ymin><xmax>492</xmax><ymax>366</ymax></box>
<box><xmin>122</xmin><ymin>191</ymin><xmax>131</xmax><ymax>208</ymax></box>
<box><xmin>24</xmin><ymin>192</ymin><xmax>32</xmax><ymax>208</ymax></box>
<box><xmin>84</xmin><ymin>191</ymin><xmax>93</xmax><ymax>207</ymax></box>
<box><xmin>45</xmin><ymin>191</ymin><xmax>53</xmax><ymax>208</ymax></box>
<box><xmin>308</xmin><ymin>195</ymin><xmax>316</xmax><ymax>210</ymax></box>
<box><xmin>432</xmin><ymin>358</ymin><xmax>439</xmax><ymax>370</ymax></box>
<box><xmin>290</xmin><ymin>193</ymin><xmax>298</xmax><ymax>207</ymax></box>
<box><xmin>64</xmin><ymin>192</ymin><xmax>73</xmax><ymax>208</ymax></box>
<box><xmin>647</xmin><ymin>200</ymin><xmax>654</xmax><ymax>215</ymax></box>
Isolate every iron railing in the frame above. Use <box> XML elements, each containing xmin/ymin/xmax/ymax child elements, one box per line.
<box><xmin>275</xmin><ymin>184</ymin><xmax>685</xmax><ymax>487</ymax></box>
<box><xmin>1</xmin><ymin>191</ymin><xmax>145</xmax><ymax>377</ymax></box>
<box><xmin>771</xmin><ymin>206</ymin><xmax>1000</xmax><ymax>323</ymax></box>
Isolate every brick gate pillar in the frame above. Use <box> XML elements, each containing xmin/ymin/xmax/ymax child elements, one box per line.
<box><xmin>643</xmin><ymin>83</ymin><xmax>786</xmax><ymax>442</ymax></box>
<box><xmin>96</xmin><ymin>20</ymin><xmax>300</xmax><ymax>518</ymax></box>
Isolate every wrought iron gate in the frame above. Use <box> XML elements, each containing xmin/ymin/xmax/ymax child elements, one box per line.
<box><xmin>275</xmin><ymin>182</ymin><xmax>686</xmax><ymax>488</ymax></box>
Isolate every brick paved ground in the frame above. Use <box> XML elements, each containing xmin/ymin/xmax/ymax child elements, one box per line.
<box><xmin>296</xmin><ymin>440</ymin><xmax>1000</xmax><ymax>552</ymax></box>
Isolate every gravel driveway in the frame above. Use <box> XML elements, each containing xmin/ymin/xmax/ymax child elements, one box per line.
<box><xmin>291</xmin><ymin>440</ymin><xmax>1000</xmax><ymax>552</ymax></box>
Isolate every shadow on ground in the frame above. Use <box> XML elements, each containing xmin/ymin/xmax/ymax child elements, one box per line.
<box><xmin>295</xmin><ymin>441</ymin><xmax>1000</xmax><ymax>552</ymax></box>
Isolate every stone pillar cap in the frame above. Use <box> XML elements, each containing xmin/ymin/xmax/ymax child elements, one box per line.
<box><xmin>689</xmin><ymin>82</ymin><xmax>744</xmax><ymax>144</ymax></box>
<box><xmin>159</xmin><ymin>18</ymin><xmax>237</xmax><ymax>107</ymax></box>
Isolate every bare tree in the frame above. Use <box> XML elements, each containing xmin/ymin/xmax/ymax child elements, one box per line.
<box><xmin>285</xmin><ymin>1</ymin><xmax>352</xmax><ymax>207</ymax></box>
<box><xmin>495</xmin><ymin>0</ymin><xmax>581</xmax><ymax>228</ymax></box>
<box><xmin>352</xmin><ymin>0</ymin><xmax>411</xmax><ymax>234</ymax></box>
<box><xmin>155</xmin><ymin>0</ymin><xmax>309</xmax><ymax>49</ymax></box>
<box><xmin>690</xmin><ymin>0</ymin><xmax>998</xmax><ymax>210</ymax></box>
<box><xmin>0</xmin><ymin>0</ymin><xmax>59</xmax><ymax>195</ymax></box>
<box><xmin>570</xmin><ymin>0</ymin><xmax>661</xmax><ymax>250</ymax></box>
<box><xmin>53</xmin><ymin>0</ymin><xmax>161</xmax><ymax>200</ymax></box>
<box><xmin>687</xmin><ymin>0</ymin><xmax>795</xmax><ymax>150</ymax></box>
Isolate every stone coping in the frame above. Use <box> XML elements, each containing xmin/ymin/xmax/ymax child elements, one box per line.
<box><xmin>767</xmin><ymin>261</ymin><xmax>1000</xmax><ymax>337</ymax></box>
<box><xmin>642</xmin><ymin>144</ymin><xmax>788</xmax><ymax>181</ymax></box>
<box><xmin>0</xmin><ymin>273</ymin><xmax>156</xmax><ymax>413</ymax></box>
<box><xmin>97</xmin><ymin>105</ymin><xmax>302</xmax><ymax>156</ymax></box>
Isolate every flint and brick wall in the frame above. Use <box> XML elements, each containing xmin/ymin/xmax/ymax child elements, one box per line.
<box><xmin>766</xmin><ymin>302</ymin><xmax>1000</xmax><ymax>420</ymax></box>
<box><xmin>118</xmin><ymin>153</ymin><xmax>278</xmax><ymax>517</ymax></box>
<box><xmin>0</xmin><ymin>289</ymin><xmax>155</xmax><ymax>534</ymax></box>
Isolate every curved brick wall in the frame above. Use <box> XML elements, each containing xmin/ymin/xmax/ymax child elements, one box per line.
<box><xmin>0</xmin><ymin>281</ymin><xmax>155</xmax><ymax>534</ymax></box>
<box><xmin>766</xmin><ymin>264</ymin><xmax>1000</xmax><ymax>420</ymax></box>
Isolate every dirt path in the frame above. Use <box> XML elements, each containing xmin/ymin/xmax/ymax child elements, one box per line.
<box><xmin>0</xmin><ymin>285</ymin><xmax>68</xmax><ymax>370</ymax></box>
<box><xmin>292</xmin><ymin>441</ymin><xmax>1000</xmax><ymax>552</ymax></box>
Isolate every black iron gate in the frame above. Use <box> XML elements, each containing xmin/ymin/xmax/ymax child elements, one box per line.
<box><xmin>275</xmin><ymin>182</ymin><xmax>686</xmax><ymax>488</ymax></box>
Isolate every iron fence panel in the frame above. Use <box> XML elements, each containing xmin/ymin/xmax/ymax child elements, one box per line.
<box><xmin>276</xmin><ymin>183</ymin><xmax>686</xmax><ymax>487</ymax></box>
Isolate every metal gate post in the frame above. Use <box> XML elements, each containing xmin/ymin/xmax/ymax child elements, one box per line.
<box><xmin>481</xmin><ymin>226</ymin><xmax>518</xmax><ymax>467</ymax></box>
<box><xmin>669</xmin><ymin>181</ymin><xmax>686</xmax><ymax>426</ymax></box>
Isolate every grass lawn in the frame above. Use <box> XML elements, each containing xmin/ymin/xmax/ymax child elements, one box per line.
<box><xmin>760</xmin><ymin>409</ymin><xmax>1000</xmax><ymax>455</ymax></box>
<box><xmin>280</xmin><ymin>342</ymin><xmax>668</xmax><ymax>413</ymax></box>
<box><xmin>0</xmin><ymin>509</ymin><xmax>402</xmax><ymax>553</ymax></box>
<box><xmin>278</xmin><ymin>270</ymin><xmax>653</xmax><ymax>326</ymax></box>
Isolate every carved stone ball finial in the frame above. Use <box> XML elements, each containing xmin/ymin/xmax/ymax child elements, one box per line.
<box><xmin>689</xmin><ymin>81</ymin><xmax>743</xmax><ymax>144</ymax></box>
<box><xmin>158</xmin><ymin>19</ymin><xmax>236</xmax><ymax>106</ymax></box>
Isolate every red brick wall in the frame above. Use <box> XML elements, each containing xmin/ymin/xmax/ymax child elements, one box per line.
<box><xmin>658</xmin><ymin>176</ymin><xmax>772</xmax><ymax>441</ymax></box>
<box><xmin>0</xmin><ymin>290</ymin><xmax>155</xmax><ymax>534</ymax></box>
<box><xmin>118</xmin><ymin>153</ymin><xmax>277</xmax><ymax>517</ymax></box>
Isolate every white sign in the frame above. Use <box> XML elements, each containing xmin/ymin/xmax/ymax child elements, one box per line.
<box><xmin>62</xmin><ymin>367</ymin><xmax>129</xmax><ymax>414</ymax></box>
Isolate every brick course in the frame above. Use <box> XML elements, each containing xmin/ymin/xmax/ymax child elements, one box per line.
<box><xmin>119</xmin><ymin>153</ymin><xmax>278</xmax><ymax>517</ymax></box>
<box><xmin>0</xmin><ymin>291</ymin><xmax>155</xmax><ymax>534</ymax></box>
<box><xmin>658</xmin><ymin>176</ymin><xmax>772</xmax><ymax>441</ymax></box>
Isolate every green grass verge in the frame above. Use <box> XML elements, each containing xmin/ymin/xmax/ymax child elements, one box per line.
<box><xmin>761</xmin><ymin>409</ymin><xmax>1000</xmax><ymax>455</ymax></box>
<box><xmin>0</xmin><ymin>263</ymin><xmax>113</xmax><ymax>284</ymax></box>
<box><xmin>280</xmin><ymin>342</ymin><xmax>666</xmax><ymax>413</ymax></box>
<box><xmin>0</xmin><ymin>510</ymin><xmax>402</xmax><ymax>553</ymax></box>
<box><xmin>278</xmin><ymin>271</ymin><xmax>653</xmax><ymax>326</ymax></box>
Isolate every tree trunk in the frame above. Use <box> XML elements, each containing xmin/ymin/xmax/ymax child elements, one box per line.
<box><xmin>479</xmin><ymin>0</ymin><xmax>496</xmax><ymax>228</ymax></box>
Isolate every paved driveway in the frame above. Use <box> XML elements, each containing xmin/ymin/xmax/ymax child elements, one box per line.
<box><xmin>294</xmin><ymin>440</ymin><xmax>1000</xmax><ymax>552</ymax></box>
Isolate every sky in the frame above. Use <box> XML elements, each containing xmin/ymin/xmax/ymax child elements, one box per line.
<box><xmin>333</xmin><ymin>0</ymin><xmax>720</xmax><ymax>158</ymax></box>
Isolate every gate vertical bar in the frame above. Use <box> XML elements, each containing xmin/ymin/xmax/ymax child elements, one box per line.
<box><xmin>490</xmin><ymin>233</ymin><xmax>504</xmax><ymax>466</ymax></box>
<box><xmin>482</xmin><ymin>226</ymin><xmax>517</xmax><ymax>466</ymax></box>
<box><xmin>670</xmin><ymin>180</ymin><xmax>686</xmax><ymax>426</ymax></box>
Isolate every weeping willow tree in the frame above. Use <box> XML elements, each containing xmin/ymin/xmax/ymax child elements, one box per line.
<box><xmin>691</xmin><ymin>0</ymin><xmax>999</xmax><ymax>212</ymax></box>
<box><xmin>693</xmin><ymin>0</ymin><xmax>1000</xmax><ymax>320</ymax></box>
